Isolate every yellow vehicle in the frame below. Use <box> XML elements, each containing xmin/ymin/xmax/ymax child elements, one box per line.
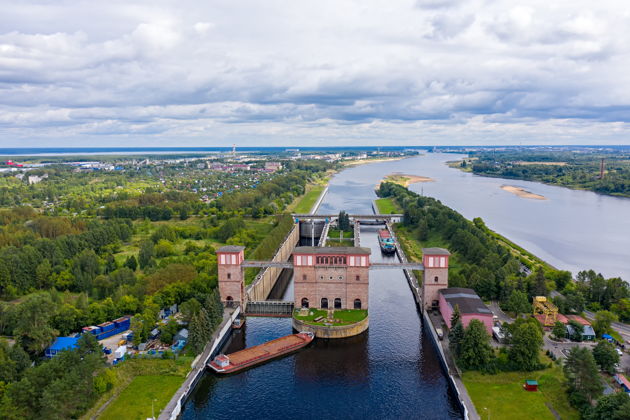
<box><xmin>118</xmin><ymin>339</ymin><xmax>127</xmax><ymax>346</ymax></box>
<box><xmin>532</xmin><ymin>296</ymin><xmax>558</xmax><ymax>326</ymax></box>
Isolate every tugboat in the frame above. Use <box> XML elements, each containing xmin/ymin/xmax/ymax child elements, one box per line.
<box><xmin>208</xmin><ymin>332</ymin><xmax>314</xmax><ymax>374</ymax></box>
<box><xmin>378</xmin><ymin>229</ymin><xmax>396</xmax><ymax>254</ymax></box>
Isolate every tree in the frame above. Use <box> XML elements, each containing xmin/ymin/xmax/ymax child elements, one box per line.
<box><xmin>159</xmin><ymin>318</ymin><xmax>179</xmax><ymax>345</ymax></box>
<box><xmin>593</xmin><ymin>310</ymin><xmax>618</xmax><ymax>337</ymax></box>
<box><xmin>124</xmin><ymin>255</ymin><xmax>138</xmax><ymax>271</ymax></box>
<box><xmin>568</xmin><ymin>320</ymin><xmax>584</xmax><ymax>342</ymax></box>
<box><xmin>564</xmin><ymin>347</ymin><xmax>604</xmax><ymax>407</ymax></box>
<box><xmin>507</xmin><ymin>318</ymin><xmax>543</xmax><ymax>371</ymax></box>
<box><xmin>592</xmin><ymin>341</ymin><xmax>620</xmax><ymax>374</ymax></box>
<box><xmin>585</xmin><ymin>392</ymin><xmax>630</xmax><ymax>420</ymax></box>
<box><xmin>551</xmin><ymin>321</ymin><xmax>566</xmax><ymax>340</ymax></box>
<box><xmin>154</xmin><ymin>240</ymin><xmax>175</xmax><ymax>258</ymax></box>
<box><xmin>448</xmin><ymin>321</ymin><xmax>464</xmax><ymax>357</ymax></box>
<box><xmin>450</xmin><ymin>304</ymin><xmax>461</xmax><ymax>328</ymax></box>
<box><xmin>338</xmin><ymin>211</ymin><xmax>350</xmax><ymax>231</ymax></box>
<box><xmin>458</xmin><ymin>319</ymin><xmax>494</xmax><ymax>370</ymax></box>
<box><xmin>180</xmin><ymin>298</ymin><xmax>201</xmax><ymax>323</ymax></box>
<box><xmin>530</xmin><ymin>269</ymin><xmax>548</xmax><ymax>297</ymax></box>
<box><xmin>507</xmin><ymin>290</ymin><xmax>530</xmax><ymax>316</ymax></box>
<box><xmin>204</xmin><ymin>290</ymin><xmax>223</xmax><ymax>326</ymax></box>
<box><xmin>138</xmin><ymin>240</ymin><xmax>155</xmax><ymax>269</ymax></box>
<box><xmin>13</xmin><ymin>293</ymin><xmax>57</xmax><ymax>355</ymax></box>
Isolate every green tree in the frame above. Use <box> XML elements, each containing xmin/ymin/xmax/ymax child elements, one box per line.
<box><xmin>593</xmin><ymin>310</ymin><xmax>618</xmax><ymax>337</ymax></box>
<box><xmin>14</xmin><ymin>293</ymin><xmax>57</xmax><ymax>355</ymax></box>
<box><xmin>530</xmin><ymin>269</ymin><xmax>548</xmax><ymax>297</ymax></box>
<box><xmin>450</xmin><ymin>304</ymin><xmax>461</xmax><ymax>328</ymax></box>
<box><xmin>551</xmin><ymin>321</ymin><xmax>566</xmax><ymax>340</ymax></box>
<box><xmin>564</xmin><ymin>346</ymin><xmax>604</xmax><ymax>408</ymax></box>
<box><xmin>458</xmin><ymin>319</ymin><xmax>494</xmax><ymax>370</ymax></box>
<box><xmin>159</xmin><ymin>318</ymin><xmax>179</xmax><ymax>345</ymax></box>
<box><xmin>507</xmin><ymin>318</ymin><xmax>543</xmax><ymax>371</ymax></box>
<box><xmin>35</xmin><ymin>259</ymin><xmax>52</xmax><ymax>289</ymax></box>
<box><xmin>507</xmin><ymin>290</ymin><xmax>530</xmax><ymax>316</ymax></box>
<box><xmin>568</xmin><ymin>320</ymin><xmax>584</xmax><ymax>341</ymax></box>
<box><xmin>448</xmin><ymin>321</ymin><xmax>464</xmax><ymax>357</ymax></box>
<box><xmin>154</xmin><ymin>240</ymin><xmax>175</xmax><ymax>258</ymax></box>
<box><xmin>180</xmin><ymin>298</ymin><xmax>202</xmax><ymax>323</ymax></box>
<box><xmin>585</xmin><ymin>392</ymin><xmax>630</xmax><ymax>420</ymax></box>
<box><xmin>138</xmin><ymin>240</ymin><xmax>155</xmax><ymax>269</ymax></box>
<box><xmin>124</xmin><ymin>255</ymin><xmax>138</xmax><ymax>271</ymax></box>
<box><xmin>592</xmin><ymin>341</ymin><xmax>620</xmax><ymax>374</ymax></box>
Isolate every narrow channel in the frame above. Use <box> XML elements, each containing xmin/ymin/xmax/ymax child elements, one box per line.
<box><xmin>180</xmin><ymin>224</ymin><xmax>461</xmax><ymax>419</ymax></box>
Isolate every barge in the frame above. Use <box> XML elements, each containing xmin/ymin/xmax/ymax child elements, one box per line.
<box><xmin>378</xmin><ymin>229</ymin><xmax>396</xmax><ymax>254</ymax></box>
<box><xmin>208</xmin><ymin>332</ymin><xmax>314</xmax><ymax>374</ymax></box>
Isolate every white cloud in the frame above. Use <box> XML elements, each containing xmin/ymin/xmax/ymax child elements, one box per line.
<box><xmin>0</xmin><ymin>0</ymin><xmax>629</xmax><ymax>146</ymax></box>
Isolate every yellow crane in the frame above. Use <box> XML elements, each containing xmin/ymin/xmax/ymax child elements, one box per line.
<box><xmin>532</xmin><ymin>296</ymin><xmax>558</xmax><ymax>326</ymax></box>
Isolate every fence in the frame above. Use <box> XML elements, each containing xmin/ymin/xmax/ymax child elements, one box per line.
<box><xmin>245</xmin><ymin>300</ymin><xmax>295</xmax><ymax>316</ymax></box>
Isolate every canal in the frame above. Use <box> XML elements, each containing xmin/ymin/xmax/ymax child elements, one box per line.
<box><xmin>180</xmin><ymin>233</ymin><xmax>461</xmax><ymax>419</ymax></box>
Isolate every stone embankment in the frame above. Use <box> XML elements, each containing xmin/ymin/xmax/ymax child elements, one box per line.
<box><xmin>292</xmin><ymin>316</ymin><xmax>369</xmax><ymax>339</ymax></box>
<box><xmin>159</xmin><ymin>307</ymin><xmax>240</xmax><ymax>420</ymax></box>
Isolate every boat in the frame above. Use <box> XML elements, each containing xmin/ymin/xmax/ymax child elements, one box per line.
<box><xmin>232</xmin><ymin>316</ymin><xmax>245</xmax><ymax>329</ymax></box>
<box><xmin>378</xmin><ymin>229</ymin><xmax>396</xmax><ymax>254</ymax></box>
<box><xmin>208</xmin><ymin>332</ymin><xmax>314</xmax><ymax>374</ymax></box>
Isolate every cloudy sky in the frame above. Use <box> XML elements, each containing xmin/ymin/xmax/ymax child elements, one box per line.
<box><xmin>1</xmin><ymin>0</ymin><xmax>630</xmax><ymax>147</ymax></box>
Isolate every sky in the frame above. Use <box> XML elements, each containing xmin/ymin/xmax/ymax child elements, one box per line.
<box><xmin>1</xmin><ymin>0</ymin><xmax>630</xmax><ymax>147</ymax></box>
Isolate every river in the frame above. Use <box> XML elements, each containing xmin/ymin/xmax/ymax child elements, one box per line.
<box><xmin>319</xmin><ymin>153</ymin><xmax>630</xmax><ymax>281</ymax></box>
<box><xmin>180</xmin><ymin>166</ymin><xmax>463</xmax><ymax>419</ymax></box>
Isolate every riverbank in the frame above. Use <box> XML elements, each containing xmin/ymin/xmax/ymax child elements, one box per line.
<box><xmin>501</xmin><ymin>185</ymin><xmax>547</xmax><ymax>200</ymax></box>
<box><xmin>341</xmin><ymin>156</ymin><xmax>406</xmax><ymax>167</ymax></box>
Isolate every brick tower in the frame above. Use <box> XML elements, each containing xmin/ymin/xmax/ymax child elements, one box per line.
<box><xmin>216</xmin><ymin>245</ymin><xmax>245</xmax><ymax>306</ymax></box>
<box><xmin>421</xmin><ymin>248</ymin><xmax>450</xmax><ymax>311</ymax></box>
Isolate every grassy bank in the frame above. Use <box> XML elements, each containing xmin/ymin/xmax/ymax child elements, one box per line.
<box><xmin>83</xmin><ymin>357</ymin><xmax>193</xmax><ymax>420</ymax></box>
<box><xmin>463</xmin><ymin>359</ymin><xmax>579</xmax><ymax>420</ymax></box>
<box><xmin>100</xmin><ymin>375</ymin><xmax>184</xmax><ymax>420</ymax></box>
<box><xmin>374</xmin><ymin>197</ymin><xmax>401</xmax><ymax>214</ymax></box>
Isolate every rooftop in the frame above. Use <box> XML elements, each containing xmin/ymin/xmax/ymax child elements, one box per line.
<box><xmin>217</xmin><ymin>245</ymin><xmax>246</xmax><ymax>253</ymax></box>
<box><xmin>293</xmin><ymin>246</ymin><xmax>371</xmax><ymax>255</ymax></box>
<box><xmin>48</xmin><ymin>336</ymin><xmax>79</xmax><ymax>352</ymax></box>
<box><xmin>440</xmin><ymin>287</ymin><xmax>492</xmax><ymax>315</ymax></box>
<box><xmin>422</xmin><ymin>247</ymin><xmax>451</xmax><ymax>256</ymax></box>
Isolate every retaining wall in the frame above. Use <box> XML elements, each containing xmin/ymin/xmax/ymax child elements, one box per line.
<box><xmin>160</xmin><ymin>307</ymin><xmax>240</xmax><ymax>420</ymax></box>
<box><xmin>246</xmin><ymin>224</ymin><xmax>300</xmax><ymax>302</ymax></box>
<box><xmin>310</xmin><ymin>186</ymin><xmax>329</xmax><ymax>214</ymax></box>
<box><xmin>292</xmin><ymin>316</ymin><xmax>369</xmax><ymax>338</ymax></box>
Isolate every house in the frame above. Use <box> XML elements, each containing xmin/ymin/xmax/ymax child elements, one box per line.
<box><xmin>614</xmin><ymin>374</ymin><xmax>630</xmax><ymax>393</ymax></box>
<box><xmin>439</xmin><ymin>288</ymin><xmax>493</xmax><ymax>334</ymax></box>
<box><xmin>174</xmin><ymin>328</ymin><xmax>189</xmax><ymax>343</ymax></box>
<box><xmin>45</xmin><ymin>336</ymin><xmax>80</xmax><ymax>358</ymax></box>
<box><xmin>524</xmin><ymin>380</ymin><xmax>538</xmax><ymax>392</ymax></box>
<box><xmin>566</xmin><ymin>324</ymin><xmax>596</xmax><ymax>341</ymax></box>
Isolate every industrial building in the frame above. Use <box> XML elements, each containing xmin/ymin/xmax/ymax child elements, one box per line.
<box><xmin>45</xmin><ymin>336</ymin><xmax>79</xmax><ymax>358</ymax></box>
<box><xmin>439</xmin><ymin>288</ymin><xmax>494</xmax><ymax>334</ymax></box>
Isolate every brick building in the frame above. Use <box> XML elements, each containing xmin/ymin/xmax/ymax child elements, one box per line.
<box><xmin>421</xmin><ymin>248</ymin><xmax>451</xmax><ymax>311</ymax></box>
<box><xmin>216</xmin><ymin>245</ymin><xmax>245</xmax><ymax>305</ymax></box>
<box><xmin>293</xmin><ymin>246</ymin><xmax>371</xmax><ymax>310</ymax></box>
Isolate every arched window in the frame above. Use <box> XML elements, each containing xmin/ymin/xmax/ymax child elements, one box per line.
<box><xmin>301</xmin><ymin>298</ymin><xmax>309</xmax><ymax>308</ymax></box>
<box><xmin>226</xmin><ymin>296</ymin><xmax>233</xmax><ymax>301</ymax></box>
<box><xmin>227</xmin><ymin>273</ymin><xmax>231</xmax><ymax>280</ymax></box>
<box><xmin>321</xmin><ymin>298</ymin><xmax>329</xmax><ymax>309</ymax></box>
<box><xmin>434</xmin><ymin>276</ymin><xmax>439</xmax><ymax>283</ymax></box>
<box><xmin>354</xmin><ymin>299</ymin><xmax>362</xmax><ymax>309</ymax></box>
<box><xmin>334</xmin><ymin>298</ymin><xmax>342</xmax><ymax>309</ymax></box>
<box><xmin>226</xmin><ymin>296</ymin><xmax>234</xmax><ymax>307</ymax></box>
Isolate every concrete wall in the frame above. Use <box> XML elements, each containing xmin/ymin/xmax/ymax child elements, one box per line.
<box><xmin>160</xmin><ymin>307</ymin><xmax>240</xmax><ymax>420</ymax></box>
<box><xmin>292</xmin><ymin>316</ymin><xmax>369</xmax><ymax>339</ymax></box>
<box><xmin>310</xmin><ymin>186</ymin><xmax>328</xmax><ymax>214</ymax></box>
<box><xmin>246</xmin><ymin>224</ymin><xmax>300</xmax><ymax>302</ymax></box>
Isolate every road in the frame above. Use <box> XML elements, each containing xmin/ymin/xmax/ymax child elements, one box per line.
<box><xmin>488</xmin><ymin>301</ymin><xmax>513</xmax><ymax>324</ymax></box>
<box><xmin>584</xmin><ymin>310</ymin><xmax>630</xmax><ymax>343</ymax></box>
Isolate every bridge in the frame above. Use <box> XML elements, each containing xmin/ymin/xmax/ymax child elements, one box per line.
<box><xmin>292</xmin><ymin>213</ymin><xmax>403</xmax><ymax>220</ymax></box>
<box><xmin>242</xmin><ymin>260</ymin><xmax>424</xmax><ymax>270</ymax></box>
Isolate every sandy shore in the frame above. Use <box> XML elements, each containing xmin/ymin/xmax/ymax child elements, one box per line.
<box><xmin>378</xmin><ymin>173</ymin><xmax>435</xmax><ymax>188</ymax></box>
<box><xmin>342</xmin><ymin>157</ymin><xmax>407</xmax><ymax>167</ymax></box>
<box><xmin>501</xmin><ymin>185</ymin><xmax>546</xmax><ymax>200</ymax></box>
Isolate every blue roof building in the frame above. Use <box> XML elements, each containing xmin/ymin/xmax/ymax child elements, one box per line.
<box><xmin>45</xmin><ymin>336</ymin><xmax>79</xmax><ymax>358</ymax></box>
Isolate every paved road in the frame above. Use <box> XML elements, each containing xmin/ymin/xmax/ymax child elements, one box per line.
<box><xmin>488</xmin><ymin>301</ymin><xmax>513</xmax><ymax>324</ymax></box>
<box><xmin>584</xmin><ymin>310</ymin><xmax>630</xmax><ymax>343</ymax></box>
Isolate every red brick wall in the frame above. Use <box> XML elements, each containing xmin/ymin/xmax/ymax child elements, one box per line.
<box><xmin>294</xmin><ymin>264</ymin><xmax>369</xmax><ymax>310</ymax></box>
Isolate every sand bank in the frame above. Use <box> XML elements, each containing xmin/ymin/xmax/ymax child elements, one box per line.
<box><xmin>501</xmin><ymin>185</ymin><xmax>546</xmax><ymax>200</ymax></box>
<box><xmin>378</xmin><ymin>173</ymin><xmax>435</xmax><ymax>188</ymax></box>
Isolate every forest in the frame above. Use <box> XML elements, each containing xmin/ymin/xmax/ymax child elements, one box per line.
<box><xmin>463</xmin><ymin>150</ymin><xmax>630</xmax><ymax>197</ymax></box>
<box><xmin>0</xmin><ymin>159</ymin><xmax>331</xmax><ymax>418</ymax></box>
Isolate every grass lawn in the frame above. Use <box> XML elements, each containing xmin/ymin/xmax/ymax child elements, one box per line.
<box><xmin>99</xmin><ymin>375</ymin><xmax>184</xmax><ymax>420</ymax></box>
<box><xmin>293</xmin><ymin>185</ymin><xmax>325</xmax><ymax>213</ymax></box>
<box><xmin>375</xmin><ymin>198</ymin><xmax>401</xmax><ymax>214</ymax></box>
<box><xmin>293</xmin><ymin>308</ymin><xmax>368</xmax><ymax>326</ymax></box>
<box><xmin>463</xmin><ymin>361</ymin><xmax>579</xmax><ymax>420</ymax></box>
<box><xmin>327</xmin><ymin>240</ymin><xmax>354</xmax><ymax>247</ymax></box>
<box><xmin>328</xmin><ymin>229</ymin><xmax>353</xmax><ymax>238</ymax></box>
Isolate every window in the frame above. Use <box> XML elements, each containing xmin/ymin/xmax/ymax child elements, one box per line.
<box><xmin>302</xmin><ymin>274</ymin><xmax>307</xmax><ymax>281</ymax></box>
<box><xmin>434</xmin><ymin>276</ymin><xmax>439</xmax><ymax>283</ymax></box>
<box><xmin>334</xmin><ymin>298</ymin><xmax>342</xmax><ymax>309</ymax></box>
<box><xmin>321</xmin><ymin>298</ymin><xmax>328</xmax><ymax>309</ymax></box>
<box><xmin>338</xmin><ymin>276</ymin><xmax>343</xmax><ymax>280</ymax></box>
<box><xmin>301</xmin><ymin>298</ymin><xmax>309</xmax><ymax>308</ymax></box>
<box><xmin>329</xmin><ymin>276</ymin><xmax>333</xmax><ymax>280</ymax></box>
<box><xmin>319</xmin><ymin>275</ymin><xmax>324</xmax><ymax>280</ymax></box>
<box><xmin>354</xmin><ymin>299</ymin><xmax>362</xmax><ymax>309</ymax></box>
<box><xmin>226</xmin><ymin>296</ymin><xmax>233</xmax><ymax>301</ymax></box>
<box><xmin>356</xmin><ymin>275</ymin><xmax>360</xmax><ymax>281</ymax></box>
<box><xmin>227</xmin><ymin>273</ymin><xmax>231</xmax><ymax>280</ymax></box>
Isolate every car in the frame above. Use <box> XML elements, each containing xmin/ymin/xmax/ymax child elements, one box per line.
<box><xmin>616</xmin><ymin>349</ymin><xmax>623</xmax><ymax>356</ymax></box>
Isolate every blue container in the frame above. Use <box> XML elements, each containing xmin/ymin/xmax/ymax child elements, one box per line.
<box><xmin>98</xmin><ymin>322</ymin><xmax>115</xmax><ymax>332</ymax></box>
